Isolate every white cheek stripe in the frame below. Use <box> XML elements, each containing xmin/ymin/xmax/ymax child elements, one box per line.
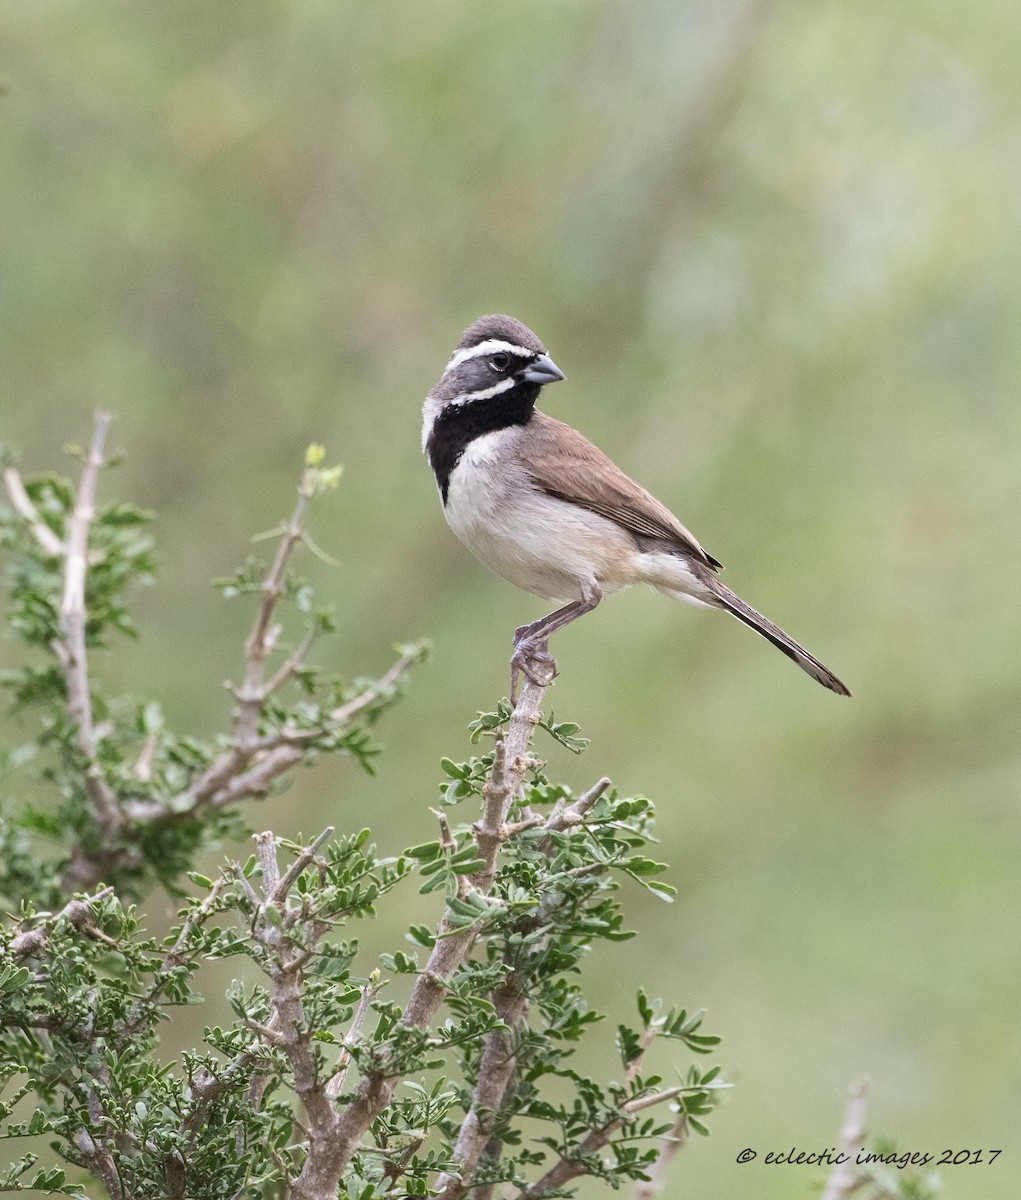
<box><xmin>443</xmin><ymin>339</ymin><xmax>534</xmax><ymax>374</ymax></box>
<box><xmin>421</xmin><ymin>376</ymin><xmax>517</xmax><ymax>453</ymax></box>
<box><xmin>448</xmin><ymin>376</ymin><xmax>516</xmax><ymax>406</ymax></box>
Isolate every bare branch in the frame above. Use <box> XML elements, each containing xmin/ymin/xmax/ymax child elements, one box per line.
<box><xmin>263</xmin><ymin>629</ymin><xmax>317</xmax><ymax>696</ymax></box>
<box><xmin>821</xmin><ymin>1076</ymin><xmax>870</xmax><ymax>1200</ymax></box>
<box><xmin>2</xmin><ymin>466</ymin><xmax>65</xmax><ymax>556</ymax></box>
<box><xmin>61</xmin><ymin>411</ymin><xmax>111</xmax><ymax>748</ymax></box>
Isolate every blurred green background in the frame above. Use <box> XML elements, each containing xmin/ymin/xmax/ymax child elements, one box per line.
<box><xmin>2</xmin><ymin>1</ymin><xmax>1019</xmax><ymax>1197</ymax></box>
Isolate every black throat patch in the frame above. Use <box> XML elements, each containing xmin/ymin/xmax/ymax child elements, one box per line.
<box><xmin>426</xmin><ymin>382</ymin><xmax>539</xmax><ymax>504</ymax></box>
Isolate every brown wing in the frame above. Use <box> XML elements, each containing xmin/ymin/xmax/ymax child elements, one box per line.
<box><xmin>518</xmin><ymin>412</ymin><xmax>723</xmax><ymax>571</ymax></box>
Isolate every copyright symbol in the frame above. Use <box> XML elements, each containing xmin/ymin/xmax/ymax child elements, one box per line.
<box><xmin>737</xmin><ymin>1148</ymin><xmax>757</xmax><ymax>1164</ymax></box>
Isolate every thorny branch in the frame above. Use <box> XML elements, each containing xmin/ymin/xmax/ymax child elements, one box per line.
<box><xmin>273</xmin><ymin>670</ymin><xmax>551</xmax><ymax>1200</ymax></box>
<box><xmin>432</xmin><ymin>775</ymin><xmax>613</xmax><ymax>1198</ymax></box>
<box><xmin>3</xmin><ymin>421</ymin><xmax>419</xmax><ymax>893</ymax></box>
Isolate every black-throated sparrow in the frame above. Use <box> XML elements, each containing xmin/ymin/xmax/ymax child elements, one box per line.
<box><xmin>423</xmin><ymin>314</ymin><xmax>850</xmax><ymax>698</ymax></box>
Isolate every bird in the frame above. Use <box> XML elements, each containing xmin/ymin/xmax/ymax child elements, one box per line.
<box><xmin>422</xmin><ymin>314</ymin><xmax>850</xmax><ymax>698</ymax></box>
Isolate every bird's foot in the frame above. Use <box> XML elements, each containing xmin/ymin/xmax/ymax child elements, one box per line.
<box><xmin>510</xmin><ymin>637</ymin><xmax>558</xmax><ymax>704</ymax></box>
<box><xmin>513</xmin><ymin>621</ymin><xmax>539</xmax><ymax>647</ymax></box>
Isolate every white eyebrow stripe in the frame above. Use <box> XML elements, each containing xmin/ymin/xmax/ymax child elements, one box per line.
<box><xmin>443</xmin><ymin>339</ymin><xmax>535</xmax><ymax>374</ymax></box>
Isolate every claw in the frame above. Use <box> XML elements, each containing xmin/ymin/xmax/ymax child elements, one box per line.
<box><xmin>510</xmin><ymin>637</ymin><xmax>558</xmax><ymax>704</ymax></box>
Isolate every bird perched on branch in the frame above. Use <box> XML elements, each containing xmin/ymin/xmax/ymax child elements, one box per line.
<box><xmin>423</xmin><ymin>314</ymin><xmax>850</xmax><ymax>699</ymax></box>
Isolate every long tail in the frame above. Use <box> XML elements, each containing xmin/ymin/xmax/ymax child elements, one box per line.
<box><xmin>706</xmin><ymin>580</ymin><xmax>851</xmax><ymax>696</ymax></box>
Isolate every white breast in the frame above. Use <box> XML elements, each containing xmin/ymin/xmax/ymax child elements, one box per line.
<box><xmin>441</xmin><ymin>428</ymin><xmax>637</xmax><ymax>603</ymax></box>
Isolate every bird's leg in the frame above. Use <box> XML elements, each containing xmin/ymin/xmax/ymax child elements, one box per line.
<box><xmin>510</xmin><ymin>586</ymin><xmax>602</xmax><ymax>703</ymax></box>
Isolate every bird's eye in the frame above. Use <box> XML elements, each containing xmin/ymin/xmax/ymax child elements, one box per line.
<box><xmin>489</xmin><ymin>353</ymin><xmax>511</xmax><ymax>372</ymax></box>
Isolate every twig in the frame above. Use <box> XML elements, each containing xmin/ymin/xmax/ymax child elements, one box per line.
<box><xmin>514</xmin><ymin>1087</ymin><xmax>685</xmax><ymax>1199</ymax></box>
<box><xmin>235</xmin><ymin>492</ymin><xmax>312</xmax><ymax>754</ymax></box>
<box><xmin>2</xmin><ymin>467</ymin><xmax>64</xmax><ymax>556</ymax></box>
<box><xmin>325</xmin><ymin>973</ymin><xmax>385</xmax><ymax>1099</ymax></box>
<box><xmin>631</xmin><ymin>1111</ymin><xmax>688</xmax><ymax>1199</ymax></box>
<box><xmin>132</xmin><ymin>732</ymin><xmax>159</xmax><ymax>781</ymax></box>
<box><xmin>622</xmin><ymin>1086</ymin><xmax>685</xmax><ymax>1116</ymax></box>
<box><xmin>118</xmin><ymin>878</ymin><xmax>229</xmax><ymax>1046</ymax></box>
<box><xmin>431</xmin><ymin>807</ymin><xmax>473</xmax><ymax>900</ymax></box>
<box><xmin>536</xmin><ymin>776</ymin><xmax>611</xmax><ymax>855</ymax></box>
<box><xmin>625</xmin><ymin>1023</ymin><xmax>661</xmax><ymax>1087</ymax></box>
<box><xmin>10</xmin><ymin>887</ymin><xmax>116</xmax><ymax>959</ymax></box>
<box><xmin>263</xmin><ymin>630</ymin><xmax>317</xmax><ymax>696</ymax></box>
<box><xmin>509</xmin><ymin>1023</ymin><xmax>676</xmax><ymax>1200</ymax></box>
<box><xmin>253</xmin><ymin>831</ymin><xmax>282</xmax><ymax>898</ymax></box>
<box><xmin>821</xmin><ymin>1077</ymin><xmax>870</xmax><ymax>1200</ymax></box>
<box><xmin>132</xmin><ymin>645</ymin><xmax>422</xmax><ymax>825</ymax></box>
<box><xmin>326</xmin><ymin>650</ymin><xmax>422</xmax><ymax>724</ymax></box>
<box><xmin>272</xmin><ymin>828</ymin><xmax>334</xmax><ymax>900</ymax></box>
<box><xmin>56</xmin><ymin>412</ymin><xmax>122</xmax><ymax>850</ymax></box>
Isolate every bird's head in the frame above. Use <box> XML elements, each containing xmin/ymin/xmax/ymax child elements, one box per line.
<box><xmin>425</xmin><ymin>315</ymin><xmax>565</xmax><ymax>419</ymax></box>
